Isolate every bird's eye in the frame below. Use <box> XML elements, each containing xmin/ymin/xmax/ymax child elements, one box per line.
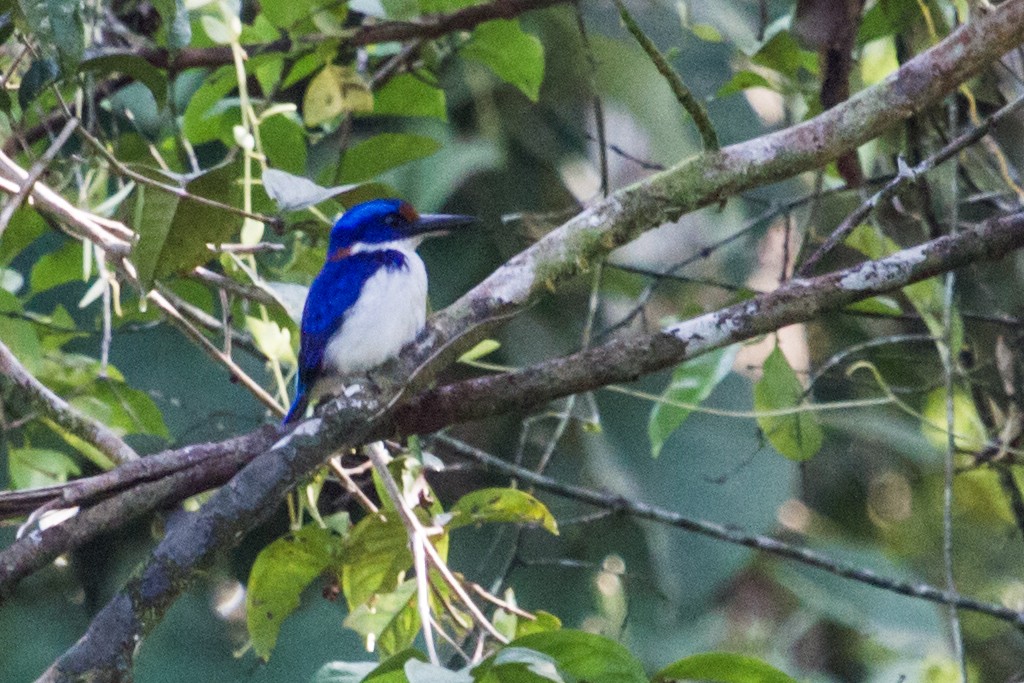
<box><xmin>383</xmin><ymin>214</ymin><xmax>398</xmax><ymax>226</ymax></box>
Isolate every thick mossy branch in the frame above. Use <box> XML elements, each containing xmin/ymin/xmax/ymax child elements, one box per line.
<box><xmin>36</xmin><ymin>3</ymin><xmax>1024</xmax><ymax>680</ymax></box>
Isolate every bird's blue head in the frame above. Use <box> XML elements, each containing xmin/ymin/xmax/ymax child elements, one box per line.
<box><xmin>327</xmin><ymin>199</ymin><xmax>475</xmax><ymax>262</ymax></box>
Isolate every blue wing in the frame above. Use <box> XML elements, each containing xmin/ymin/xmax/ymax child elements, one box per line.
<box><xmin>283</xmin><ymin>251</ymin><xmax>405</xmax><ymax>423</ymax></box>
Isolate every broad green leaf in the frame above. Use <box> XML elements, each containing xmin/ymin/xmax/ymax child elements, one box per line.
<box><xmin>753</xmin><ymin>345</ymin><xmax>822</xmax><ymax>461</ymax></box>
<box><xmin>260</xmin><ymin>0</ymin><xmax>316</xmax><ymax>29</ymax></box>
<box><xmin>372</xmin><ymin>72</ymin><xmax>447</xmax><ymax>121</ymax></box>
<box><xmin>150</xmin><ymin>0</ymin><xmax>191</xmax><ymax>50</ymax></box>
<box><xmin>182</xmin><ymin>66</ymin><xmax>237</xmax><ymax>143</ymax></box>
<box><xmin>515</xmin><ymin>611</ymin><xmax>561</xmax><ymax>639</ymax></box>
<box><xmin>79</xmin><ymin>54</ymin><xmax>168</xmax><ymax>109</ymax></box>
<box><xmin>648</xmin><ymin>345</ymin><xmax>737</xmax><ymax>457</ymax></box>
<box><xmin>499</xmin><ymin>631</ymin><xmax>646</xmax><ymax>683</ymax></box>
<box><xmin>342</xmin><ymin>579</ymin><xmax>419</xmax><ymax>657</ymax></box>
<box><xmin>0</xmin><ymin>289</ymin><xmax>42</xmax><ymax>370</ymax></box>
<box><xmin>338</xmin><ymin>133</ymin><xmax>441</xmax><ymax>184</ymax></box>
<box><xmin>8</xmin><ymin>447</ymin><xmax>80</xmax><ymax>490</ymax></box>
<box><xmin>18</xmin><ymin>0</ymin><xmax>83</xmax><ymax>70</ymax></box>
<box><xmin>18</xmin><ymin>58</ymin><xmax>59</xmax><ymax>110</ymax></box>
<box><xmin>445</xmin><ymin>488</ymin><xmax>558</xmax><ymax>534</ymax></box>
<box><xmin>261</xmin><ymin>114</ymin><xmax>308</xmax><ymax>176</ymax></box>
<box><xmin>920</xmin><ymin>388</ymin><xmax>987</xmax><ymax>453</ymax></box>
<box><xmin>751</xmin><ymin>31</ymin><xmax>816</xmax><ymax>78</ymax></box>
<box><xmin>303</xmin><ymin>65</ymin><xmax>373</xmax><ymax>127</ymax></box>
<box><xmin>340</xmin><ymin>513</ymin><xmax>414</xmax><ymax>610</ymax></box>
<box><xmin>131</xmin><ymin>164</ymin><xmax>243</xmax><ymax>289</ymax></box>
<box><xmin>845</xmin><ymin>224</ymin><xmax>963</xmax><ymax>353</ymax></box>
<box><xmin>29</xmin><ymin>240</ymin><xmax>83</xmax><ymax>294</ymax></box>
<box><xmin>247</xmin><ymin>525</ymin><xmax>345</xmax><ymax>660</ymax></box>
<box><xmin>0</xmin><ymin>208</ymin><xmax>46</xmax><ymax>265</ymax></box>
<box><xmin>70</xmin><ymin>378</ymin><xmax>170</xmax><ymax>438</ymax></box>
<box><xmin>653</xmin><ymin>652</ymin><xmax>798</xmax><ymax>683</ymax></box>
<box><xmin>462</xmin><ymin>20</ymin><xmax>544</xmax><ymax>102</ymax></box>
<box><xmin>716</xmin><ymin>71</ymin><xmax>773</xmax><ymax>98</ymax></box>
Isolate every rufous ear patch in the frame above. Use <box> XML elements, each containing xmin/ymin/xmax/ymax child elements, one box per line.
<box><xmin>328</xmin><ymin>246</ymin><xmax>352</xmax><ymax>262</ymax></box>
<box><xmin>398</xmin><ymin>201</ymin><xmax>420</xmax><ymax>223</ymax></box>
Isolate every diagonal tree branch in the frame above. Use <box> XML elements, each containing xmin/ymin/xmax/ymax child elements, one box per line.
<box><xmin>26</xmin><ymin>4</ymin><xmax>1024</xmax><ymax>679</ymax></box>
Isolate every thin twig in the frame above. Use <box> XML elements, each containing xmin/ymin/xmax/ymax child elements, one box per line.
<box><xmin>149</xmin><ymin>289</ymin><xmax>285</xmax><ymax>416</ymax></box>
<box><xmin>798</xmin><ymin>91</ymin><xmax>1024</xmax><ymax>276</ymax></box>
<box><xmin>0</xmin><ymin>118</ymin><xmax>78</xmax><ymax>241</ymax></box>
<box><xmin>613</xmin><ymin>0</ymin><xmax>718</xmax><ymax>151</ymax></box>
<box><xmin>438</xmin><ymin>435</ymin><xmax>1024</xmax><ymax>627</ymax></box>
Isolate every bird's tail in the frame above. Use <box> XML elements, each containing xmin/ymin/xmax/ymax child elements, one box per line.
<box><xmin>282</xmin><ymin>390</ymin><xmax>309</xmax><ymax>424</ymax></box>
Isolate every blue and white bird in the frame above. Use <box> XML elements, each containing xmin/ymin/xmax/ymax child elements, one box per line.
<box><xmin>283</xmin><ymin>199</ymin><xmax>474</xmax><ymax>423</ymax></box>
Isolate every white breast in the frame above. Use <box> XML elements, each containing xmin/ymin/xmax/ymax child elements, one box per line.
<box><xmin>321</xmin><ymin>245</ymin><xmax>427</xmax><ymax>381</ymax></box>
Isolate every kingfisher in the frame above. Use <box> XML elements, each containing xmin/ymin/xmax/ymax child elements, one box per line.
<box><xmin>283</xmin><ymin>199</ymin><xmax>475</xmax><ymax>423</ymax></box>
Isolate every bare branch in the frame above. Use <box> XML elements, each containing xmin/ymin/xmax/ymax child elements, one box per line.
<box><xmin>436</xmin><ymin>436</ymin><xmax>1024</xmax><ymax>627</ymax></box>
<box><xmin>0</xmin><ymin>341</ymin><xmax>138</xmax><ymax>467</ymax></box>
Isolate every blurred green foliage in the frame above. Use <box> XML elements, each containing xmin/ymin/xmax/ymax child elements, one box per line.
<box><xmin>1</xmin><ymin>0</ymin><xmax>1024</xmax><ymax>681</ymax></box>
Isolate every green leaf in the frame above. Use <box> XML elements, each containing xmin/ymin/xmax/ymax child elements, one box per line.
<box><xmin>303</xmin><ymin>65</ymin><xmax>373</xmax><ymax>127</ymax></box>
<box><xmin>150</xmin><ymin>0</ymin><xmax>191</xmax><ymax>50</ymax></box>
<box><xmin>340</xmin><ymin>513</ymin><xmax>414</xmax><ymax>610</ymax></box>
<box><xmin>445</xmin><ymin>488</ymin><xmax>558</xmax><ymax>534</ymax></box>
<box><xmin>338</xmin><ymin>133</ymin><xmax>441</xmax><ymax>184</ymax></box>
<box><xmin>653</xmin><ymin>652</ymin><xmax>798</xmax><ymax>683</ymax></box>
<box><xmin>131</xmin><ymin>163</ymin><xmax>243</xmax><ymax>289</ymax></box>
<box><xmin>515</xmin><ymin>611</ymin><xmax>561</xmax><ymax>639</ymax></box>
<box><xmin>753</xmin><ymin>345</ymin><xmax>822</xmax><ymax>461</ymax></box>
<box><xmin>29</xmin><ymin>239</ymin><xmax>82</xmax><ymax>294</ymax></box>
<box><xmin>716</xmin><ymin>70</ymin><xmax>773</xmax><ymax>98</ymax></box>
<box><xmin>8</xmin><ymin>447</ymin><xmax>80</xmax><ymax>490</ymax></box>
<box><xmin>0</xmin><ymin>208</ymin><xmax>45</xmax><ymax>265</ymax></box>
<box><xmin>182</xmin><ymin>66</ymin><xmax>237</xmax><ymax>143</ymax></box>
<box><xmin>342</xmin><ymin>579</ymin><xmax>419</xmax><ymax>657</ymax></box>
<box><xmin>79</xmin><ymin>54</ymin><xmax>168</xmax><ymax>109</ymax></box>
<box><xmin>247</xmin><ymin>525</ymin><xmax>345</xmax><ymax>660</ymax></box>
<box><xmin>70</xmin><ymin>378</ymin><xmax>170</xmax><ymax>438</ymax></box>
<box><xmin>372</xmin><ymin>72</ymin><xmax>447</xmax><ymax>121</ymax></box>
<box><xmin>462</xmin><ymin>19</ymin><xmax>545</xmax><ymax>102</ymax></box>
<box><xmin>498</xmin><ymin>631</ymin><xmax>646</xmax><ymax>683</ymax></box>
<box><xmin>0</xmin><ymin>289</ymin><xmax>41</xmax><ymax>371</ymax></box>
<box><xmin>751</xmin><ymin>31</ymin><xmax>816</xmax><ymax>78</ymax></box>
<box><xmin>648</xmin><ymin>345</ymin><xmax>737</xmax><ymax>457</ymax></box>
<box><xmin>260</xmin><ymin>0</ymin><xmax>316</xmax><ymax>29</ymax></box>
<box><xmin>458</xmin><ymin>339</ymin><xmax>500</xmax><ymax>363</ymax></box>
<box><xmin>18</xmin><ymin>57</ymin><xmax>59</xmax><ymax>110</ymax></box>
<box><xmin>261</xmin><ymin>114</ymin><xmax>308</xmax><ymax>176</ymax></box>
<box><xmin>18</xmin><ymin>0</ymin><xmax>83</xmax><ymax>70</ymax></box>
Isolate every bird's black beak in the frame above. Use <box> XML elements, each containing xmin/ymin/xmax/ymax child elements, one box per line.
<box><xmin>407</xmin><ymin>213</ymin><xmax>477</xmax><ymax>238</ymax></box>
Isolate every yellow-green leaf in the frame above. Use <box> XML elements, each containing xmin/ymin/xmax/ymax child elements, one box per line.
<box><xmin>753</xmin><ymin>345</ymin><xmax>822</xmax><ymax>461</ymax></box>
<box><xmin>653</xmin><ymin>652</ymin><xmax>798</xmax><ymax>683</ymax></box>
<box><xmin>247</xmin><ymin>525</ymin><xmax>345</xmax><ymax>660</ymax></box>
<box><xmin>446</xmin><ymin>487</ymin><xmax>558</xmax><ymax>534</ymax></box>
<box><xmin>303</xmin><ymin>65</ymin><xmax>373</xmax><ymax>127</ymax></box>
<box><xmin>463</xmin><ymin>20</ymin><xmax>545</xmax><ymax>102</ymax></box>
